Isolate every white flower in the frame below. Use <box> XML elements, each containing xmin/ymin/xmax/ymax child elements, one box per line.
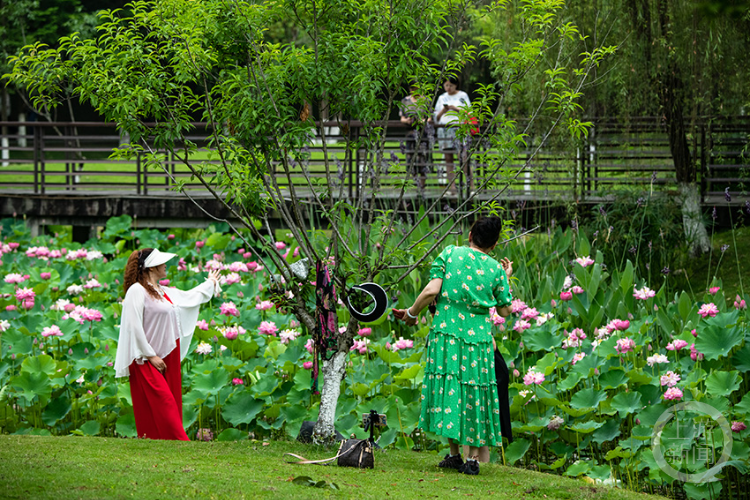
<box><xmin>51</xmin><ymin>299</ymin><xmax>72</xmax><ymax>311</ymax></box>
<box><xmin>67</xmin><ymin>284</ymin><xmax>84</xmax><ymax>296</ymax></box>
<box><xmin>563</xmin><ymin>276</ymin><xmax>573</xmax><ymax>290</ymax></box>
<box><xmin>536</xmin><ymin>312</ymin><xmax>554</xmax><ymax>326</ymax></box>
<box><xmin>0</xmin><ymin>319</ymin><xmax>10</xmax><ymax>332</ymax></box>
<box><xmin>195</xmin><ymin>342</ymin><xmax>213</xmax><ymax>355</ymax></box>
<box><xmin>646</xmin><ymin>354</ymin><xmax>669</xmax><ymax>367</ymax></box>
<box><xmin>75</xmin><ymin>375</ymin><xmax>85</xmax><ymax>384</ymax></box>
<box><xmin>280</xmin><ymin>329</ymin><xmax>300</xmax><ymax>344</ymax></box>
<box><xmin>86</xmin><ymin>250</ymin><xmax>104</xmax><ymax>260</ymax></box>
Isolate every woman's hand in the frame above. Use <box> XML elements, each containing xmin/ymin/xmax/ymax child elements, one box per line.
<box><xmin>148</xmin><ymin>355</ymin><xmax>166</xmax><ymax>373</ymax></box>
<box><xmin>207</xmin><ymin>269</ymin><xmax>221</xmax><ymax>283</ymax></box>
<box><xmin>500</xmin><ymin>257</ymin><xmax>513</xmax><ymax>277</ymax></box>
<box><xmin>393</xmin><ymin>309</ymin><xmax>418</xmax><ymax>326</ymax></box>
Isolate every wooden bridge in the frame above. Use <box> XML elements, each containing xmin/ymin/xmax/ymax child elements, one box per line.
<box><xmin>0</xmin><ymin>117</ymin><xmax>747</xmax><ymax>235</ymax></box>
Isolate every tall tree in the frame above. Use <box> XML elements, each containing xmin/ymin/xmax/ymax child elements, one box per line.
<box><xmin>7</xmin><ymin>0</ymin><xmax>613</xmax><ymax>441</ymax></box>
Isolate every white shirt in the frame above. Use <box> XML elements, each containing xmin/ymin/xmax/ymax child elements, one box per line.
<box><xmin>434</xmin><ymin>91</ymin><xmax>471</xmax><ymax>125</ymax></box>
<box><xmin>114</xmin><ymin>280</ymin><xmax>220</xmax><ymax>378</ymax></box>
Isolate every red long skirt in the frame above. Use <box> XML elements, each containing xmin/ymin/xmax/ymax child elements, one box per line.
<box><xmin>129</xmin><ymin>337</ymin><xmax>189</xmax><ymax>441</ymax></box>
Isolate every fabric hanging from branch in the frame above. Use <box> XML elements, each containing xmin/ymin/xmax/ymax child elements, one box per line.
<box><xmin>312</xmin><ymin>261</ymin><xmax>339</xmax><ymax>394</ymax></box>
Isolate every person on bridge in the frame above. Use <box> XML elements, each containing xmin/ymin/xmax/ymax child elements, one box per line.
<box><xmin>114</xmin><ymin>248</ymin><xmax>220</xmax><ymax>440</ymax></box>
<box><xmin>393</xmin><ymin>216</ymin><xmax>513</xmax><ymax>475</ymax></box>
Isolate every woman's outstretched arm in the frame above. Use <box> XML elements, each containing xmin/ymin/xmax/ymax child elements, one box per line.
<box><xmin>393</xmin><ymin>278</ymin><xmax>442</xmax><ymax>325</ymax></box>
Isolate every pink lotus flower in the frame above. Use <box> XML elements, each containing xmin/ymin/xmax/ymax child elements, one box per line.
<box><xmin>228</xmin><ymin>262</ymin><xmax>248</xmax><ymax>273</ymax></box>
<box><xmin>196</xmin><ymin>319</ymin><xmax>209</xmax><ymax>331</ymax></box>
<box><xmin>255</xmin><ymin>300</ymin><xmax>274</xmax><ymax>311</ymax></box>
<box><xmin>195</xmin><ymin>240</ymin><xmax>205</xmax><ymax>248</ymax></box>
<box><xmin>232</xmin><ymin>378</ymin><xmax>244</xmax><ymax>385</ymax></box>
<box><xmin>612</xmin><ymin>319</ymin><xmax>630</xmax><ymax>331</ymax></box>
<box><xmin>523</xmin><ymin>369</ymin><xmax>545</xmax><ymax>386</ymax></box>
<box><xmin>83</xmin><ymin>278</ymin><xmax>102</xmax><ymax>289</ymax></box>
<box><xmin>6</xmin><ymin>304</ymin><xmax>17</xmax><ymax>311</ymax></box>
<box><xmin>303</xmin><ymin>361</ymin><xmax>313</xmax><ymax>369</ymax></box>
<box><xmin>615</xmin><ymin>337</ymin><xmax>635</xmax><ymax>354</ymax></box>
<box><xmin>42</xmin><ymin>325</ymin><xmax>63</xmax><ymax>337</ymax></box>
<box><xmin>660</xmin><ymin>371</ymin><xmax>680</xmax><ymax>387</ymax></box>
<box><xmin>691</xmin><ymin>329</ymin><xmax>697</xmax><ymax>337</ymax></box>
<box><xmin>159</xmin><ymin>279</ymin><xmax>170</xmax><ymax>286</ymax></box>
<box><xmin>195</xmin><ymin>428</ymin><xmax>213</xmax><ymax>441</ymax></box>
<box><xmin>513</xmin><ymin>319</ymin><xmax>531</xmax><ymax>332</ymax></box>
<box><xmin>305</xmin><ymin>338</ymin><xmax>314</xmax><ymax>354</ymax></box>
<box><xmin>570</xmin><ymin>286</ymin><xmax>584</xmax><ymax>295</ymax></box>
<box><xmin>513</xmin><ymin>369</ymin><xmax>520</xmax><ymax>377</ymax></box>
<box><xmin>238</xmin><ymin>248</ymin><xmax>245</xmax><ymax>255</ymax></box>
<box><xmin>734</xmin><ymin>295</ymin><xmax>747</xmax><ymax>310</ymax></box>
<box><xmin>275</xmin><ymin>241</ymin><xmax>286</xmax><ymax>250</ymax></box>
<box><xmin>293</xmin><ymin>247</ymin><xmax>300</xmax><ymax>258</ymax></box>
<box><xmin>40</xmin><ymin>272</ymin><xmax>51</xmax><ymax>280</ymax></box>
<box><xmin>663</xmin><ymin>387</ymin><xmax>683</xmax><ymax>401</ymax></box>
<box><xmin>220</xmin><ymin>302</ymin><xmax>240</xmax><ymax>317</ymax></box>
<box><xmin>22</xmin><ymin>299</ymin><xmax>35</xmax><ymax>310</ymax></box>
<box><xmin>731</xmin><ymin>421</ymin><xmax>747</xmax><ymax>433</ymax></box>
<box><xmin>559</xmin><ymin>291</ymin><xmax>573</xmax><ymax>301</ymax></box>
<box><xmin>247</xmin><ymin>261</ymin><xmax>258</xmax><ymax>271</ymax></box>
<box><xmin>258</xmin><ymin>321</ymin><xmax>278</xmax><ymax>336</ymax></box>
<box><xmin>82</xmin><ymin>308</ymin><xmax>103</xmax><ymax>322</ymax></box>
<box><xmin>222</xmin><ymin>326</ymin><xmax>245</xmax><ymax>340</ymax></box>
<box><xmin>391</xmin><ymin>337</ymin><xmax>414</xmax><ymax>351</ymax></box>
<box><xmin>521</xmin><ymin>308</ymin><xmax>539</xmax><ymax>320</ymax></box>
<box><xmin>350</xmin><ymin>339</ymin><xmax>370</xmax><ymax>354</ymax></box>
<box><xmin>666</xmin><ymin>339</ymin><xmax>688</xmax><ymax>351</ymax></box>
<box><xmin>510</xmin><ymin>299</ymin><xmax>527</xmax><ymax>314</ymax></box>
<box><xmin>633</xmin><ymin>286</ymin><xmax>656</xmax><ymax>300</ymax></box>
<box><xmin>167</xmin><ymin>234</ymin><xmax>175</xmax><ymax>240</ymax></box>
<box><xmin>15</xmin><ymin>287</ymin><xmax>35</xmax><ymax>301</ymax></box>
<box><xmin>698</xmin><ymin>303</ymin><xmax>719</xmax><ymax>318</ymax></box>
<box><xmin>177</xmin><ymin>258</ymin><xmax>187</xmax><ymax>271</ymax></box>
<box><xmin>64</xmin><ymin>303</ymin><xmax>76</xmax><ymax>313</ymax></box>
<box><xmin>575</xmin><ymin>256</ymin><xmax>595</xmax><ymax>268</ymax></box>
<box><xmin>708</xmin><ymin>286</ymin><xmax>721</xmax><ymax>295</ymax></box>
<box><xmin>8</xmin><ymin>242</ymin><xmax>19</xmax><ymax>250</ymax></box>
<box><xmin>690</xmin><ymin>343</ymin><xmax>704</xmax><ymax>361</ymax></box>
<box><xmin>357</xmin><ymin>327</ymin><xmax>372</xmax><ymax>337</ymax></box>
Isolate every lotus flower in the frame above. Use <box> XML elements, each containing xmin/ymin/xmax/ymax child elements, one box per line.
<box><xmin>663</xmin><ymin>387</ymin><xmax>683</xmax><ymax>401</ymax></box>
<box><xmin>220</xmin><ymin>302</ymin><xmax>240</xmax><ymax>317</ymax></box>
<box><xmin>575</xmin><ymin>256</ymin><xmax>595</xmax><ymax>267</ymax></box>
<box><xmin>698</xmin><ymin>303</ymin><xmax>719</xmax><ymax>318</ymax></box>
<box><xmin>280</xmin><ymin>329</ymin><xmax>300</xmax><ymax>344</ymax></box>
<box><xmin>258</xmin><ymin>321</ymin><xmax>278</xmax><ymax>336</ymax></box>
<box><xmin>633</xmin><ymin>287</ymin><xmax>656</xmax><ymax>300</ymax></box>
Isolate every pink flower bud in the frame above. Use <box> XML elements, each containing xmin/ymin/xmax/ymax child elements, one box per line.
<box><xmin>303</xmin><ymin>361</ymin><xmax>313</xmax><ymax>369</ymax></box>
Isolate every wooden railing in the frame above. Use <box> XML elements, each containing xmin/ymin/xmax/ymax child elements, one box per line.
<box><xmin>0</xmin><ymin>118</ymin><xmax>747</xmax><ymax>203</ymax></box>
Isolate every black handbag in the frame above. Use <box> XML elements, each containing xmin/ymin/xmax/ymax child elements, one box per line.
<box><xmin>336</xmin><ymin>438</ymin><xmax>374</xmax><ymax>469</ymax></box>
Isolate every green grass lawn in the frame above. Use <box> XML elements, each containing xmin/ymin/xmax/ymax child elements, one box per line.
<box><xmin>0</xmin><ymin>436</ymin><xmax>667</xmax><ymax>500</ymax></box>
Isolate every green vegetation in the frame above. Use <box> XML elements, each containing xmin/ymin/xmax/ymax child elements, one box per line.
<box><xmin>0</xmin><ymin>435</ymin><xmax>668</xmax><ymax>500</ymax></box>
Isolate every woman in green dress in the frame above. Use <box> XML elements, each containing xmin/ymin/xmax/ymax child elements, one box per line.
<box><xmin>394</xmin><ymin>217</ymin><xmax>513</xmax><ymax>475</ymax></box>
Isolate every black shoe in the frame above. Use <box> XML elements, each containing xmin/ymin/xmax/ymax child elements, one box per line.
<box><xmin>459</xmin><ymin>459</ymin><xmax>479</xmax><ymax>475</ymax></box>
<box><xmin>437</xmin><ymin>453</ymin><xmax>464</xmax><ymax>470</ymax></box>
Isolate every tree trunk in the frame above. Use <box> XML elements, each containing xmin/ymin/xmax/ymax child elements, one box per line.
<box><xmin>656</xmin><ymin>0</ymin><xmax>709</xmax><ymax>254</ymax></box>
<box><xmin>679</xmin><ymin>182</ymin><xmax>710</xmax><ymax>254</ymax></box>
<box><xmin>312</xmin><ymin>350</ymin><xmax>347</xmax><ymax>443</ymax></box>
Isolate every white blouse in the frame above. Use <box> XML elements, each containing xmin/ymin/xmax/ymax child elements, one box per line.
<box><xmin>114</xmin><ymin>279</ymin><xmax>220</xmax><ymax>378</ymax></box>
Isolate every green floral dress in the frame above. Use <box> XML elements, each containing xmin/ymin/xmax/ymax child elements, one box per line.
<box><xmin>419</xmin><ymin>245</ymin><xmax>513</xmax><ymax>447</ymax></box>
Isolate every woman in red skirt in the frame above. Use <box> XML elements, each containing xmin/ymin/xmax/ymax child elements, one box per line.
<box><xmin>114</xmin><ymin>248</ymin><xmax>220</xmax><ymax>440</ymax></box>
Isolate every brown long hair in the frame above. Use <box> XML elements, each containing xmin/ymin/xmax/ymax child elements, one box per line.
<box><xmin>123</xmin><ymin>249</ymin><xmax>161</xmax><ymax>300</ymax></box>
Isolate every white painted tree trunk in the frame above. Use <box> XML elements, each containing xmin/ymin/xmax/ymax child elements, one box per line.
<box><xmin>312</xmin><ymin>350</ymin><xmax>347</xmax><ymax>442</ymax></box>
<box><xmin>680</xmin><ymin>182</ymin><xmax>710</xmax><ymax>254</ymax></box>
